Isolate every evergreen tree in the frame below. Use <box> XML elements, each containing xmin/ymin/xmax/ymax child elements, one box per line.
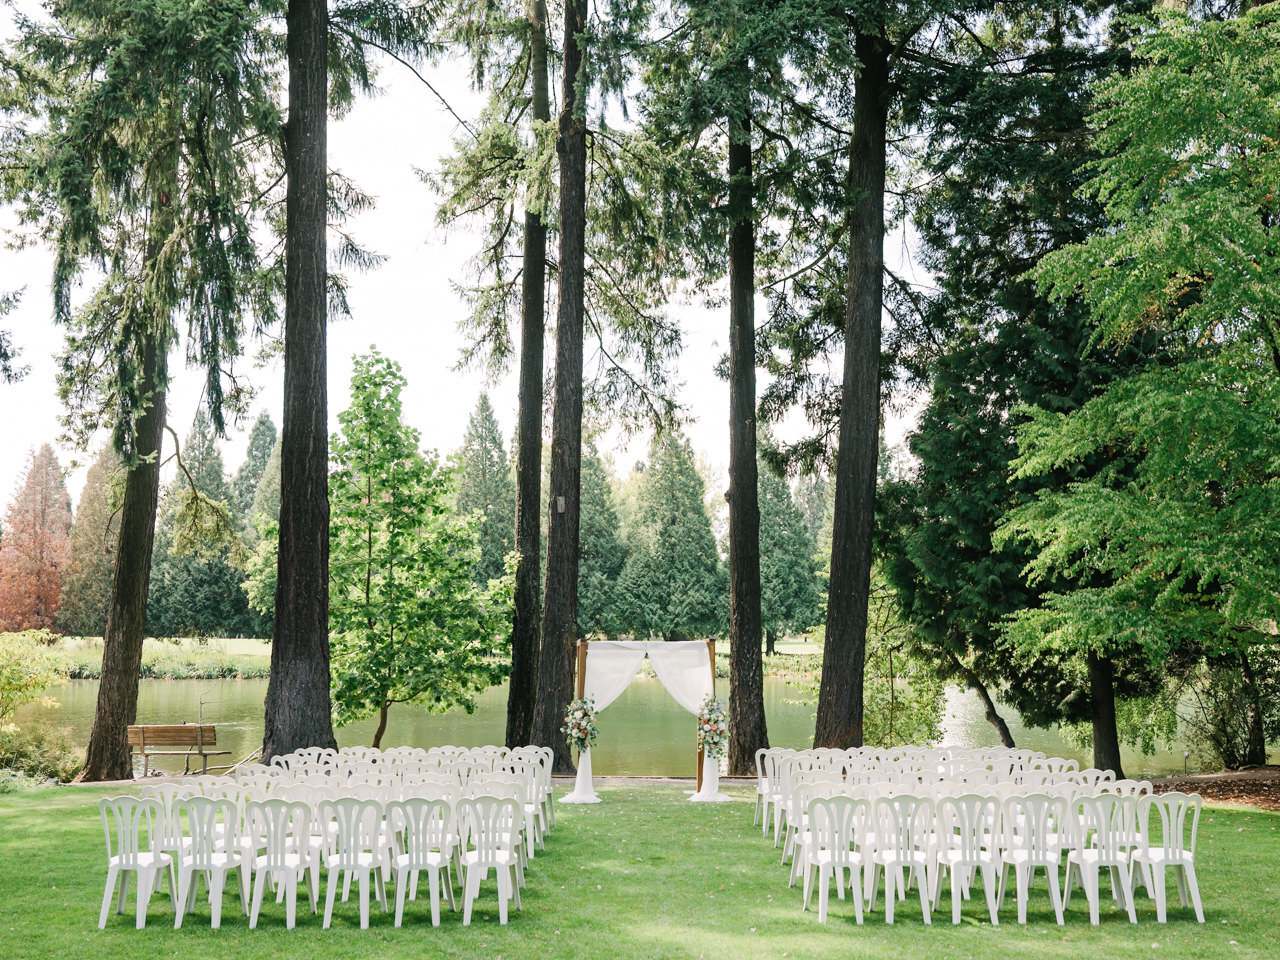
<box><xmin>793</xmin><ymin>473</ymin><xmax>828</xmax><ymax>550</ymax></box>
<box><xmin>0</xmin><ymin>445</ymin><xmax>73</xmax><ymax>632</ymax></box>
<box><xmin>249</xmin><ymin>438</ymin><xmax>283</xmax><ymax>528</ymax></box>
<box><xmin>148</xmin><ymin>410</ymin><xmax>269</xmax><ymax>638</ymax></box>
<box><xmin>577</xmin><ymin>441</ymin><xmax>628</xmax><ymax>638</ymax></box>
<box><xmin>455</xmin><ymin>394</ymin><xmax>516</xmax><ymax>586</ymax></box>
<box><xmin>758</xmin><ymin>457</ymin><xmax>821</xmax><ymax>654</ymax></box>
<box><xmin>232</xmin><ymin>412</ymin><xmax>278</xmax><ymax>518</ymax></box>
<box><xmin>617</xmin><ymin>430</ymin><xmax>726</xmax><ymax>640</ymax></box>
<box><xmin>57</xmin><ymin>445</ymin><xmax>122</xmax><ymax>637</ymax></box>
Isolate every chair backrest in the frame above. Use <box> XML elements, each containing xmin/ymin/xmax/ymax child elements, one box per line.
<box><xmin>1076</xmin><ymin>792</ymin><xmax>1133</xmax><ymax>862</ymax></box>
<box><xmin>319</xmin><ymin>797</ymin><xmax>385</xmax><ymax>868</ymax></box>
<box><xmin>872</xmin><ymin>794</ymin><xmax>934</xmax><ymax>859</ymax></box>
<box><xmin>1002</xmin><ymin>793</ymin><xmax>1066</xmax><ymax>864</ymax></box>
<box><xmin>99</xmin><ymin>796</ymin><xmax>163</xmax><ymax>867</ymax></box>
<box><xmin>388</xmin><ymin>797</ymin><xmax>454</xmax><ymax>864</ymax></box>
<box><xmin>465</xmin><ymin>774</ymin><xmax>523</xmax><ymax>802</ymax></box>
<box><xmin>177</xmin><ymin>796</ymin><xmax>240</xmax><ymax>868</ymax></box>
<box><xmin>457</xmin><ymin>796</ymin><xmax>519</xmax><ymax>864</ymax></box>
<box><xmin>808</xmin><ymin>795</ymin><xmax>869</xmax><ymax>864</ymax></box>
<box><xmin>938</xmin><ymin>793</ymin><xmax>1001</xmax><ymax>863</ymax></box>
<box><xmin>1101</xmin><ymin>778</ymin><xmax>1153</xmax><ymax>798</ymax></box>
<box><xmin>1137</xmin><ymin>791</ymin><xmax>1201</xmax><ymax>862</ymax></box>
<box><xmin>246</xmin><ymin>798</ymin><xmax>313</xmax><ymax>870</ymax></box>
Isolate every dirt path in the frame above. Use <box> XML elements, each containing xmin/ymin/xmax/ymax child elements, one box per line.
<box><xmin>1152</xmin><ymin>765</ymin><xmax>1280</xmax><ymax>811</ymax></box>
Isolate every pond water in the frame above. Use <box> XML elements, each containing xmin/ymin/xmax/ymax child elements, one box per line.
<box><xmin>15</xmin><ymin>677</ymin><xmax>1227</xmax><ymax>778</ymax></box>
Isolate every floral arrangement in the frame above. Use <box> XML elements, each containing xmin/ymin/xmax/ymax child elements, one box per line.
<box><xmin>697</xmin><ymin>693</ymin><xmax>728</xmax><ymax>759</ymax></box>
<box><xmin>561</xmin><ymin>697</ymin><xmax>599</xmax><ymax>753</ymax></box>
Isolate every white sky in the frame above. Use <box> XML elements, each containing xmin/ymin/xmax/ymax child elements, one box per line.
<box><xmin>0</xmin><ymin>46</ymin><xmax>919</xmax><ymax>510</ymax></box>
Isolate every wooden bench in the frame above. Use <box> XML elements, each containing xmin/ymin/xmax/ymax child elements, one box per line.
<box><xmin>127</xmin><ymin>724</ymin><xmax>230</xmax><ymax>776</ymax></box>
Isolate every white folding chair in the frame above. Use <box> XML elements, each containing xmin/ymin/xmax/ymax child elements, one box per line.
<box><xmin>98</xmin><ymin>797</ymin><xmax>176</xmax><ymax>929</ymax></box>
<box><xmin>457</xmin><ymin>796</ymin><xmax>522</xmax><ymax>925</ymax></box>
<box><xmin>387</xmin><ymin>797</ymin><xmax>458</xmax><ymax>926</ymax></box>
<box><xmin>1130</xmin><ymin>792</ymin><xmax>1204</xmax><ymax>923</ymax></box>
<box><xmin>933</xmin><ymin>793</ymin><xmax>1001</xmax><ymax>925</ymax></box>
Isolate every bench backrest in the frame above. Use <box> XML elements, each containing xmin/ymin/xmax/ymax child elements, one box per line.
<box><xmin>128</xmin><ymin>724</ymin><xmax>218</xmax><ymax>749</ymax></box>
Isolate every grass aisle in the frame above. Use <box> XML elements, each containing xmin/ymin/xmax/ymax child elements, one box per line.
<box><xmin>0</xmin><ymin>782</ymin><xmax>1275</xmax><ymax>960</ymax></box>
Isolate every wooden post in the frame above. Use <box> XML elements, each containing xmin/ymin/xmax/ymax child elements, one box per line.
<box><xmin>697</xmin><ymin>639</ymin><xmax>716</xmax><ymax>791</ymax></box>
<box><xmin>576</xmin><ymin>641</ymin><xmax>588</xmax><ymax>700</ymax></box>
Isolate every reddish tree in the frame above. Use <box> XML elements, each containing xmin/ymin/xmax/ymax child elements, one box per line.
<box><xmin>0</xmin><ymin>445</ymin><xmax>73</xmax><ymax>631</ymax></box>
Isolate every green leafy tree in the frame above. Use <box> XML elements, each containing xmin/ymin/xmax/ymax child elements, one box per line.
<box><xmin>329</xmin><ymin>351</ymin><xmax>512</xmax><ymax>748</ymax></box>
<box><xmin>0</xmin><ymin>631</ymin><xmax>67</xmax><ymax>724</ymax></box>
<box><xmin>1000</xmin><ymin>7</ymin><xmax>1280</xmax><ymax>770</ymax></box>
<box><xmin>617</xmin><ymin>429</ymin><xmax>726</xmax><ymax>640</ymax></box>
<box><xmin>57</xmin><ymin>445</ymin><xmax>121</xmax><ymax>637</ymax></box>
<box><xmin>455</xmin><ymin>394</ymin><xmax>516</xmax><ymax>587</ymax></box>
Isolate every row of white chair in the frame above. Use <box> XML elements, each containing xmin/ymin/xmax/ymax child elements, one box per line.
<box><xmin>101</xmin><ymin>789</ymin><xmax>534</xmax><ymax>931</ymax></box>
<box><xmin>777</xmin><ymin>787</ymin><xmax>1204</xmax><ymax>927</ymax></box>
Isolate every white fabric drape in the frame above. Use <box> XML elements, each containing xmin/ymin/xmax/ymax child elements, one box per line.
<box><xmin>561</xmin><ymin>747</ymin><xmax>600</xmax><ymax>804</ymax></box>
<box><xmin>583</xmin><ymin>642</ymin><xmax>650</xmax><ymax>711</ymax></box>
<box><xmin>645</xmin><ymin>642</ymin><xmax>713</xmax><ymax>714</ymax></box>
<box><xmin>690</xmin><ymin>751</ymin><xmax>732</xmax><ymax>802</ymax></box>
<box><xmin>561</xmin><ymin>640</ymin><xmax>716</xmax><ymax>805</ymax></box>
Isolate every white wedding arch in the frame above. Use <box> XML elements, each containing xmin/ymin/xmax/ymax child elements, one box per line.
<box><xmin>561</xmin><ymin>640</ymin><xmax>731</xmax><ymax>804</ymax></box>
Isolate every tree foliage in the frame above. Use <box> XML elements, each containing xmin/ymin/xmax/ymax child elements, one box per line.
<box><xmin>0</xmin><ymin>445</ymin><xmax>72</xmax><ymax>632</ymax></box>
<box><xmin>616</xmin><ymin>429</ymin><xmax>725</xmax><ymax>640</ymax></box>
<box><xmin>328</xmin><ymin>351</ymin><xmax>512</xmax><ymax>746</ymax></box>
<box><xmin>56</xmin><ymin>445</ymin><xmax>121</xmax><ymax>637</ymax></box>
<box><xmin>454</xmin><ymin>394</ymin><xmax>515</xmax><ymax>586</ymax></box>
<box><xmin>577</xmin><ymin>440</ymin><xmax>628</xmax><ymax>638</ymax></box>
<box><xmin>758</xmin><ymin>455</ymin><xmax>821</xmax><ymax>643</ymax></box>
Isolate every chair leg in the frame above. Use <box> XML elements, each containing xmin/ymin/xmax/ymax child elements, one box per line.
<box><xmin>951</xmin><ymin>867</ymin><xmax>962</xmax><ymax>925</ymax></box>
<box><xmin>1152</xmin><ymin>864</ymin><xmax>1168</xmax><ymax>923</ymax></box>
<box><xmin>1047</xmin><ymin>865</ymin><xmax>1065</xmax><ymax>926</ymax></box>
<box><xmin>99</xmin><ymin>865</ymin><xmax>119</xmax><ymax>929</ymax></box>
<box><xmin>919</xmin><ymin>865</ymin><xmax>932</xmax><ymax>925</ymax></box>
<box><xmin>818</xmin><ymin>864</ymin><xmax>831</xmax><ymax>924</ymax></box>
<box><xmin>428</xmin><ymin>868</ymin><xmax>441</xmax><ymax>927</ymax></box>
<box><xmin>851</xmin><ymin>864</ymin><xmax>864</xmax><ymax>925</ymax></box>
<box><xmin>1016</xmin><ymin>865</ymin><xmax>1029</xmax><ymax>926</ymax></box>
<box><xmin>394</xmin><ymin>869</ymin><xmax>407</xmax><ymax>927</ymax></box>
<box><xmin>884</xmin><ymin>864</ymin><xmax>897</xmax><ymax>925</ymax></box>
<box><xmin>117</xmin><ymin>869</ymin><xmax>130</xmax><ymax>915</ymax></box>
<box><xmin>323</xmin><ymin>870</ymin><xmax>338</xmax><ymax>929</ymax></box>
<box><xmin>358</xmin><ymin>870</ymin><xmax>371</xmax><ymax>930</ymax></box>
<box><xmin>1085</xmin><ymin>866</ymin><xmax>1101</xmax><ymax>926</ymax></box>
<box><xmin>285</xmin><ymin>873</ymin><xmax>298</xmax><ymax>930</ymax></box>
<box><xmin>462</xmin><ymin>867</ymin><xmax>480</xmax><ymax>926</ymax></box>
<box><xmin>496</xmin><ymin>867</ymin><xmax>510</xmax><ymax>925</ymax></box>
<box><xmin>209</xmin><ymin>870</ymin><xmax>226</xmax><ymax>930</ymax></box>
<box><xmin>981</xmin><ymin>864</ymin><xmax>999</xmax><ymax>925</ymax></box>
<box><xmin>1184</xmin><ymin>863</ymin><xmax>1204</xmax><ymax>923</ymax></box>
<box><xmin>135</xmin><ymin>867</ymin><xmax>154</xmax><ymax>930</ymax></box>
<box><xmin>250</xmin><ymin>869</ymin><xmax>267</xmax><ymax>929</ymax></box>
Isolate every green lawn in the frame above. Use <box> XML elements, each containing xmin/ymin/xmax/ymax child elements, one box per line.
<box><xmin>1</xmin><ymin>782</ymin><xmax>1275</xmax><ymax>960</ymax></box>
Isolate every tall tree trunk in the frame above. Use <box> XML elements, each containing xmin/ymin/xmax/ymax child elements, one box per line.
<box><xmin>506</xmin><ymin>0</ymin><xmax>551</xmax><ymax>750</ymax></box>
<box><xmin>1238</xmin><ymin>646</ymin><xmax>1268</xmax><ymax>767</ymax></box>
<box><xmin>372</xmin><ymin>701</ymin><xmax>389</xmax><ymax>749</ymax></box>
<box><xmin>726</xmin><ymin>106</ymin><xmax>767</xmax><ymax>777</ymax></box>
<box><xmin>530</xmin><ymin>0</ymin><xmax>588</xmax><ymax>774</ymax></box>
<box><xmin>75</xmin><ymin>337</ymin><xmax>167</xmax><ymax>782</ymax></box>
<box><xmin>814</xmin><ymin>33</ymin><xmax>889</xmax><ymax>749</ymax></box>
<box><xmin>263</xmin><ymin>0</ymin><xmax>337</xmax><ymax>760</ymax></box>
<box><xmin>1088</xmin><ymin>650</ymin><xmax>1125</xmax><ymax>779</ymax></box>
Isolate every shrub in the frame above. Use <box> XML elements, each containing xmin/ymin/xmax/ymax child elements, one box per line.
<box><xmin>0</xmin><ymin>725</ymin><xmax>83</xmax><ymax>781</ymax></box>
<box><xmin>0</xmin><ymin>632</ymin><xmax>67</xmax><ymax>722</ymax></box>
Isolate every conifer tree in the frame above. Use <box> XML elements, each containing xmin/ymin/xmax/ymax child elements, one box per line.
<box><xmin>577</xmin><ymin>441</ymin><xmax>627</xmax><ymax>638</ymax></box>
<box><xmin>0</xmin><ymin>445</ymin><xmax>73</xmax><ymax>632</ymax></box>
<box><xmin>455</xmin><ymin>394</ymin><xmax>516</xmax><ymax>586</ymax></box>
<box><xmin>616</xmin><ymin>430</ymin><xmax>726</xmax><ymax>641</ymax></box>
<box><xmin>758</xmin><ymin>457</ymin><xmax>821</xmax><ymax>654</ymax></box>
<box><xmin>233</xmin><ymin>412</ymin><xmax>278</xmax><ymax>519</ymax></box>
<box><xmin>57</xmin><ymin>445</ymin><xmax>121</xmax><ymax>638</ymax></box>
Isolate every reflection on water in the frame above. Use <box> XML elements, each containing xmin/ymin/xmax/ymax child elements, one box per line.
<box><xmin>15</xmin><ymin>676</ymin><xmax>1234</xmax><ymax>777</ymax></box>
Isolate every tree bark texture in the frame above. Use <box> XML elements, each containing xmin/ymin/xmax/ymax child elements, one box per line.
<box><xmin>76</xmin><ymin>337</ymin><xmax>167</xmax><ymax>782</ymax></box>
<box><xmin>1087</xmin><ymin>650</ymin><xmax>1125</xmax><ymax>779</ymax></box>
<box><xmin>263</xmin><ymin>0</ymin><xmax>337</xmax><ymax>760</ymax></box>
<box><xmin>506</xmin><ymin>0</ymin><xmax>551</xmax><ymax>750</ymax></box>
<box><xmin>814</xmin><ymin>34</ymin><xmax>890</xmax><ymax>750</ymax></box>
<box><xmin>970</xmin><ymin>671</ymin><xmax>1016</xmax><ymax>748</ymax></box>
<box><xmin>726</xmin><ymin>109</ymin><xmax>768</xmax><ymax>777</ymax></box>
<box><xmin>530</xmin><ymin>0</ymin><xmax>588</xmax><ymax>775</ymax></box>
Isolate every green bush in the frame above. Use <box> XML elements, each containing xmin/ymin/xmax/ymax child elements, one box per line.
<box><xmin>0</xmin><ymin>769</ymin><xmax>45</xmax><ymax>794</ymax></box>
<box><xmin>0</xmin><ymin>632</ymin><xmax>67</xmax><ymax>722</ymax></box>
<box><xmin>0</xmin><ymin>725</ymin><xmax>83</xmax><ymax>782</ymax></box>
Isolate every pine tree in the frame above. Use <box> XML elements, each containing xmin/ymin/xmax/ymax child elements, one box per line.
<box><xmin>0</xmin><ymin>445</ymin><xmax>73</xmax><ymax>632</ymax></box>
<box><xmin>233</xmin><ymin>412</ymin><xmax>278</xmax><ymax>518</ymax></box>
<box><xmin>617</xmin><ymin>430</ymin><xmax>726</xmax><ymax>641</ymax></box>
<box><xmin>577</xmin><ymin>441</ymin><xmax>628</xmax><ymax>638</ymax></box>
<box><xmin>57</xmin><ymin>445</ymin><xmax>122</xmax><ymax>638</ymax></box>
<box><xmin>455</xmin><ymin>395</ymin><xmax>516</xmax><ymax>587</ymax></box>
<box><xmin>758</xmin><ymin>458</ymin><xmax>821</xmax><ymax>654</ymax></box>
<box><xmin>249</xmin><ymin>438</ymin><xmax>283</xmax><ymax>528</ymax></box>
